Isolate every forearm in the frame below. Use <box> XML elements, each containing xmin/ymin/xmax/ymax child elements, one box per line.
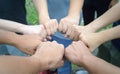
<box><xmin>68</xmin><ymin>0</ymin><xmax>83</xmax><ymax>19</ymax></box>
<box><xmin>82</xmin><ymin>55</ymin><xmax>120</xmax><ymax>74</ymax></box>
<box><xmin>86</xmin><ymin>2</ymin><xmax>120</xmax><ymax>32</ymax></box>
<box><xmin>0</xmin><ymin>19</ymin><xmax>27</xmax><ymax>33</ymax></box>
<box><xmin>0</xmin><ymin>56</ymin><xmax>40</xmax><ymax>74</ymax></box>
<box><xmin>96</xmin><ymin>25</ymin><xmax>120</xmax><ymax>44</ymax></box>
<box><xmin>33</xmin><ymin>0</ymin><xmax>50</xmax><ymax>23</ymax></box>
<box><xmin>0</xmin><ymin>29</ymin><xmax>19</xmax><ymax>45</ymax></box>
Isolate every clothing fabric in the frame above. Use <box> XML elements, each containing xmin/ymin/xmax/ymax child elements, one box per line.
<box><xmin>83</xmin><ymin>0</ymin><xmax>111</xmax><ymax>25</ymax></box>
<box><xmin>0</xmin><ymin>0</ymin><xmax>27</xmax><ymax>24</ymax></box>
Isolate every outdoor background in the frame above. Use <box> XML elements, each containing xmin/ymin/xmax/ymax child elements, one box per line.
<box><xmin>26</xmin><ymin>0</ymin><xmax>39</xmax><ymax>25</ymax></box>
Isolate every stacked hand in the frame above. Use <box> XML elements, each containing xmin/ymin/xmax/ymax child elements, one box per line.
<box><xmin>65</xmin><ymin>41</ymin><xmax>92</xmax><ymax>66</ymax></box>
<box><xmin>33</xmin><ymin>41</ymin><xmax>64</xmax><ymax>70</ymax></box>
<box><xmin>18</xmin><ymin>18</ymin><xmax>101</xmax><ymax>69</ymax></box>
<box><xmin>59</xmin><ymin>16</ymin><xmax>79</xmax><ymax>34</ymax></box>
<box><xmin>42</xmin><ymin>19</ymin><xmax>58</xmax><ymax>38</ymax></box>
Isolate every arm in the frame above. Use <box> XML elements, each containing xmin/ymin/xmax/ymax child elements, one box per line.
<box><xmin>32</xmin><ymin>0</ymin><xmax>49</xmax><ymax>24</ymax></box>
<box><xmin>32</xmin><ymin>0</ymin><xmax>58</xmax><ymax>37</ymax></box>
<box><xmin>0</xmin><ymin>29</ymin><xmax>42</xmax><ymax>55</ymax></box>
<box><xmin>79</xmin><ymin>25</ymin><xmax>120</xmax><ymax>51</ymax></box>
<box><xmin>0</xmin><ymin>41</ymin><xmax>64</xmax><ymax>74</ymax></box>
<box><xmin>83</xmin><ymin>53</ymin><xmax>120</xmax><ymax>74</ymax></box>
<box><xmin>0</xmin><ymin>19</ymin><xmax>47</xmax><ymax>38</ymax></box>
<box><xmin>59</xmin><ymin>0</ymin><xmax>84</xmax><ymax>33</ymax></box>
<box><xmin>65</xmin><ymin>41</ymin><xmax>120</xmax><ymax>74</ymax></box>
<box><xmin>86</xmin><ymin>2</ymin><xmax>120</xmax><ymax>32</ymax></box>
<box><xmin>0</xmin><ymin>56</ymin><xmax>40</xmax><ymax>74</ymax></box>
<box><xmin>68</xmin><ymin>0</ymin><xmax>83</xmax><ymax>20</ymax></box>
<box><xmin>65</xmin><ymin>2</ymin><xmax>120</xmax><ymax>40</ymax></box>
<box><xmin>0</xmin><ymin>19</ymin><xmax>26</xmax><ymax>33</ymax></box>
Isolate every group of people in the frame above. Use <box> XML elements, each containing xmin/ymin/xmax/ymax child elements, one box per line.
<box><xmin>0</xmin><ymin>0</ymin><xmax>120</xmax><ymax>74</ymax></box>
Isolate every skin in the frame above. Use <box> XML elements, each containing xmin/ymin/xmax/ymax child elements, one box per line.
<box><xmin>58</xmin><ymin>0</ymin><xmax>84</xmax><ymax>34</ymax></box>
<box><xmin>65</xmin><ymin>2</ymin><xmax>120</xmax><ymax>41</ymax></box>
<box><xmin>36</xmin><ymin>0</ymin><xmax>83</xmax><ymax>36</ymax></box>
<box><xmin>0</xmin><ymin>19</ymin><xmax>47</xmax><ymax>39</ymax></box>
<box><xmin>65</xmin><ymin>41</ymin><xmax>120</xmax><ymax>74</ymax></box>
<box><xmin>33</xmin><ymin>0</ymin><xmax>58</xmax><ymax>37</ymax></box>
<box><xmin>79</xmin><ymin>25</ymin><xmax>120</xmax><ymax>51</ymax></box>
<box><xmin>0</xmin><ymin>29</ymin><xmax>43</xmax><ymax>55</ymax></box>
<box><xmin>0</xmin><ymin>41</ymin><xmax>64</xmax><ymax>74</ymax></box>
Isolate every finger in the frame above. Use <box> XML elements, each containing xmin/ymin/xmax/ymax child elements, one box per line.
<box><xmin>66</xmin><ymin>25</ymin><xmax>72</xmax><ymax>37</ymax></box>
<box><xmin>62</xmin><ymin>23</ymin><xmax>68</xmax><ymax>33</ymax></box>
<box><xmin>58</xmin><ymin>20</ymin><xmax>63</xmax><ymax>32</ymax></box>
<box><xmin>45</xmin><ymin>23</ymin><xmax>51</xmax><ymax>36</ymax></box>
<box><xmin>69</xmin><ymin>30</ymin><xmax>75</xmax><ymax>40</ymax></box>
<box><xmin>54</xmin><ymin>20</ymin><xmax>58</xmax><ymax>33</ymax></box>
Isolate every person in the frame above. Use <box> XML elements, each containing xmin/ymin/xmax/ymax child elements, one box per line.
<box><xmin>83</xmin><ymin>0</ymin><xmax>118</xmax><ymax>25</ymax></box>
<box><xmin>65</xmin><ymin>41</ymin><xmax>120</xmax><ymax>74</ymax></box>
<box><xmin>37</xmin><ymin>0</ymin><xmax>83</xmax><ymax>74</ymax></box>
<box><xmin>0</xmin><ymin>30</ymin><xmax>64</xmax><ymax>74</ymax></box>
<box><xmin>63</xmin><ymin>2</ymin><xmax>120</xmax><ymax>67</ymax></box>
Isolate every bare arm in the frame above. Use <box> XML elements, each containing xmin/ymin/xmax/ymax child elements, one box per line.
<box><xmin>0</xmin><ymin>41</ymin><xmax>64</xmax><ymax>74</ymax></box>
<box><xmin>0</xmin><ymin>29</ymin><xmax>43</xmax><ymax>55</ymax></box>
<box><xmin>0</xmin><ymin>19</ymin><xmax>26</xmax><ymax>33</ymax></box>
<box><xmin>97</xmin><ymin>25</ymin><xmax>120</xmax><ymax>43</ymax></box>
<box><xmin>33</xmin><ymin>0</ymin><xmax>58</xmax><ymax>37</ymax></box>
<box><xmin>83</xmin><ymin>54</ymin><xmax>120</xmax><ymax>74</ymax></box>
<box><xmin>0</xmin><ymin>56</ymin><xmax>41</xmax><ymax>74</ymax></box>
<box><xmin>0</xmin><ymin>29</ymin><xmax>19</xmax><ymax>45</ymax></box>
<box><xmin>32</xmin><ymin>0</ymin><xmax>50</xmax><ymax>23</ymax></box>
<box><xmin>59</xmin><ymin>0</ymin><xmax>84</xmax><ymax>33</ymax></box>
<box><xmin>0</xmin><ymin>19</ymin><xmax>47</xmax><ymax>38</ymax></box>
<box><xmin>86</xmin><ymin>2</ymin><xmax>120</xmax><ymax>32</ymax></box>
<box><xmin>65</xmin><ymin>41</ymin><xmax>120</xmax><ymax>74</ymax></box>
<box><xmin>68</xmin><ymin>0</ymin><xmax>83</xmax><ymax>20</ymax></box>
<box><xmin>78</xmin><ymin>25</ymin><xmax>120</xmax><ymax>51</ymax></box>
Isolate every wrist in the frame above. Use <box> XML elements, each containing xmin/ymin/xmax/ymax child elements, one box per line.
<box><xmin>67</xmin><ymin>14</ymin><xmax>80</xmax><ymax>20</ymax></box>
<box><xmin>19</xmin><ymin>25</ymin><xmax>28</xmax><ymax>34</ymax></box>
<box><xmin>39</xmin><ymin>15</ymin><xmax>50</xmax><ymax>24</ymax></box>
<box><xmin>31</xmin><ymin>55</ymin><xmax>49</xmax><ymax>71</ymax></box>
<box><xmin>66</xmin><ymin>15</ymin><xmax>80</xmax><ymax>25</ymax></box>
<box><xmin>82</xmin><ymin>54</ymin><xmax>95</xmax><ymax>68</ymax></box>
<box><xmin>27</xmin><ymin>56</ymin><xmax>42</xmax><ymax>73</ymax></box>
<box><xmin>84</xmin><ymin>25</ymin><xmax>97</xmax><ymax>33</ymax></box>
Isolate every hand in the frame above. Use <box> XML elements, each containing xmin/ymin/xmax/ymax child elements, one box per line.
<box><xmin>14</xmin><ymin>34</ymin><xmax>43</xmax><ymax>55</ymax></box>
<box><xmin>65</xmin><ymin>25</ymin><xmax>84</xmax><ymax>41</ymax></box>
<box><xmin>21</xmin><ymin>25</ymin><xmax>47</xmax><ymax>39</ymax></box>
<box><xmin>42</xmin><ymin>19</ymin><xmax>58</xmax><ymax>36</ymax></box>
<box><xmin>109</xmin><ymin>0</ymin><xmax>118</xmax><ymax>8</ymax></box>
<box><xmin>65</xmin><ymin>25</ymin><xmax>97</xmax><ymax>41</ymax></box>
<box><xmin>65</xmin><ymin>41</ymin><xmax>91</xmax><ymax>66</ymax></box>
<box><xmin>79</xmin><ymin>32</ymin><xmax>103</xmax><ymax>51</ymax></box>
<box><xmin>59</xmin><ymin>16</ymin><xmax>79</xmax><ymax>34</ymax></box>
<box><xmin>33</xmin><ymin>41</ymin><xmax>64</xmax><ymax>70</ymax></box>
